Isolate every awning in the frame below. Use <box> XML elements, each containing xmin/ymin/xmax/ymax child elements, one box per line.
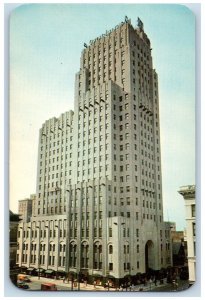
<box><xmin>107</xmin><ymin>275</ymin><xmax>115</xmax><ymax>279</ymax></box>
<box><xmin>57</xmin><ymin>270</ymin><xmax>66</xmax><ymax>274</ymax></box>
<box><xmin>36</xmin><ymin>268</ymin><xmax>45</xmax><ymax>272</ymax></box>
<box><xmin>68</xmin><ymin>271</ymin><xmax>77</xmax><ymax>275</ymax></box>
<box><xmin>93</xmin><ymin>274</ymin><xmax>103</xmax><ymax>278</ymax></box>
<box><xmin>27</xmin><ymin>267</ymin><xmax>35</xmax><ymax>271</ymax></box>
<box><xmin>45</xmin><ymin>269</ymin><xmax>55</xmax><ymax>274</ymax></box>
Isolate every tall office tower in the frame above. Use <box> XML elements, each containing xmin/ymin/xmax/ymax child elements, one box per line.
<box><xmin>66</xmin><ymin>17</ymin><xmax>171</xmax><ymax>280</ymax></box>
<box><xmin>16</xmin><ymin>17</ymin><xmax>172</xmax><ymax>281</ymax></box>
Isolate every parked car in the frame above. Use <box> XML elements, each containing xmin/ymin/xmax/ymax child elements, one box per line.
<box><xmin>17</xmin><ymin>281</ymin><xmax>29</xmax><ymax>289</ymax></box>
<box><xmin>41</xmin><ymin>283</ymin><xmax>57</xmax><ymax>291</ymax></box>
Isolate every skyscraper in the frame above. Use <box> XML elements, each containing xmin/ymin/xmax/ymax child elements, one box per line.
<box><xmin>16</xmin><ymin>17</ymin><xmax>172</xmax><ymax>283</ymax></box>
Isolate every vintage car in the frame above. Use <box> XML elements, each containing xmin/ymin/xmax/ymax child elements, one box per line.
<box><xmin>41</xmin><ymin>283</ymin><xmax>57</xmax><ymax>291</ymax></box>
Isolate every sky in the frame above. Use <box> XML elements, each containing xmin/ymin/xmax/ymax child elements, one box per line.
<box><xmin>9</xmin><ymin>3</ymin><xmax>195</xmax><ymax>230</ymax></box>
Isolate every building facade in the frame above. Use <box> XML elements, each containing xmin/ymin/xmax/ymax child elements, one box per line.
<box><xmin>10</xmin><ymin>211</ymin><xmax>21</xmax><ymax>268</ymax></box>
<box><xmin>16</xmin><ymin>17</ymin><xmax>172</xmax><ymax>281</ymax></box>
<box><xmin>18</xmin><ymin>194</ymin><xmax>36</xmax><ymax>223</ymax></box>
<box><xmin>178</xmin><ymin>185</ymin><xmax>195</xmax><ymax>284</ymax></box>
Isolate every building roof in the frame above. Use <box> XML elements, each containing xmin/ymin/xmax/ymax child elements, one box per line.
<box><xmin>178</xmin><ymin>185</ymin><xmax>195</xmax><ymax>198</ymax></box>
<box><xmin>9</xmin><ymin>210</ymin><xmax>21</xmax><ymax>222</ymax></box>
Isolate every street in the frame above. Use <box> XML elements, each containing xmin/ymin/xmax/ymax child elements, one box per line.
<box><xmin>22</xmin><ymin>276</ymin><xmax>189</xmax><ymax>293</ymax></box>
<box><xmin>28</xmin><ymin>280</ymin><xmax>71</xmax><ymax>291</ymax></box>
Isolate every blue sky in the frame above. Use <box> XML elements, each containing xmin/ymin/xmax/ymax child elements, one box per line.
<box><xmin>10</xmin><ymin>4</ymin><xmax>195</xmax><ymax>230</ymax></box>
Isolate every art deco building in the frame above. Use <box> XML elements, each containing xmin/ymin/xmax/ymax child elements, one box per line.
<box><xmin>16</xmin><ymin>17</ymin><xmax>172</xmax><ymax>281</ymax></box>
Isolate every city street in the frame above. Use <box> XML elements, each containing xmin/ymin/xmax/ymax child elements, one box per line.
<box><xmin>27</xmin><ymin>276</ymin><xmax>72</xmax><ymax>291</ymax></box>
<box><xmin>23</xmin><ymin>276</ymin><xmax>189</xmax><ymax>292</ymax></box>
<box><xmin>152</xmin><ymin>280</ymin><xmax>189</xmax><ymax>292</ymax></box>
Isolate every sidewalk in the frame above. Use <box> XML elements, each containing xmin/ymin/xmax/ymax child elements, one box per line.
<box><xmin>30</xmin><ymin>276</ymin><xmax>116</xmax><ymax>291</ymax></box>
<box><xmin>30</xmin><ymin>276</ymin><xmax>171</xmax><ymax>292</ymax></box>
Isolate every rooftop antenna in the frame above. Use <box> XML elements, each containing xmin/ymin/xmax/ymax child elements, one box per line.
<box><xmin>137</xmin><ymin>17</ymin><xmax>144</xmax><ymax>30</ymax></box>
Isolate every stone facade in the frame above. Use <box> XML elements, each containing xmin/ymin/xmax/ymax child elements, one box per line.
<box><xmin>16</xmin><ymin>17</ymin><xmax>172</xmax><ymax>280</ymax></box>
<box><xmin>178</xmin><ymin>185</ymin><xmax>195</xmax><ymax>284</ymax></box>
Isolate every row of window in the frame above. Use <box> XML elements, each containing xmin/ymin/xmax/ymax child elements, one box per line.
<box><xmin>39</xmin><ymin>155</ymin><xmax>68</xmax><ymax>166</ymax></box>
<box><xmin>19</xmin><ymin>243</ymin><xmax>144</xmax><ymax>266</ymax></box>
<box><xmin>20</xmin><ymin>243</ymin><xmax>66</xmax><ymax>252</ymax></box>
<box><xmin>40</xmin><ymin>138</ymin><xmax>72</xmax><ymax>150</ymax></box>
<box><xmin>19</xmin><ymin>228</ymin><xmax>67</xmax><ymax>239</ymax></box>
<box><xmin>39</xmin><ymin>172</ymin><xmax>66</xmax><ymax>181</ymax></box>
<box><xmin>41</xmin><ymin>129</ymin><xmax>72</xmax><ymax>142</ymax></box>
<box><xmin>36</xmin><ymin>207</ymin><xmax>66</xmax><ymax>215</ymax></box>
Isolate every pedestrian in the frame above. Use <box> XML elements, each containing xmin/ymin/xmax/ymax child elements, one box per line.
<box><xmin>154</xmin><ymin>277</ymin><xmax>157</xmax><ymax>286</ymax></box>
<box><xmin>93</xmin><ymin>280</ymin><xmax>96</xmax><ymax>288</ymax></box>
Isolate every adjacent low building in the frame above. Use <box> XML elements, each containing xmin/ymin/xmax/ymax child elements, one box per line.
<box><xmin>18</xmin><ymin>194</ymin><xmax>36</xmax><ymax>223</ymax></box>
<box><xmin>10</xmin><ymin>211</ymin><xmax>21</xmax><ymax>268</ymax></box>
<box><xmin>178</xmin><ymin>185</ymin><xmax>195</xmax><ymax>285</ymax></box>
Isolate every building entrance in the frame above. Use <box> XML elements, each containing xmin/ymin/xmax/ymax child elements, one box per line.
<box><xmin>145</xmin><ymin>240</ymin><xmax>155</xmax><ymax>272</ymax></box>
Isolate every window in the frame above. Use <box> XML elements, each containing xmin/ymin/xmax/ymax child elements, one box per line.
<box><xmin>109</xmin><ymin>228</ymin><xmax>112</xmax><ymax>237</ymax></box>
<box><xmin>193</xmin><ymin>222</ymin><xmax>196</xmax><ymax>236</ymax></box>
<box><xmin>109</xmin><ymin>245</ymin><xmax>113</xmax><ymax>254</ymax></box>
<box><xmin>126</xmin><ymin>186</ymin><xmax>130</xmax><ymax>192</ymax></box>
<box><xmin>125</xmin><ymin>143</ymin><xmax>130</xmax><ymax>150</ymax></box>
<box><xmin>191</xmin><ymin>205</ymin><xmax>195</xmax><ymax>217</ymax></box>
<box><xmin>109</xmin><ymin>263</ymin><xmax>113</xmax><ymax>271</ymax></box>
<box><xmin>126</xmin><ymin>175</ymin><xmax>130</xmax><ymax>182</ymax></box>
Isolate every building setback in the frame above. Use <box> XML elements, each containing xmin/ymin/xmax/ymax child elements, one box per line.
<box><xmin>16</xmin><ymin>17</ymin><xmax>172</xmax><ymax>281</ymax></box>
